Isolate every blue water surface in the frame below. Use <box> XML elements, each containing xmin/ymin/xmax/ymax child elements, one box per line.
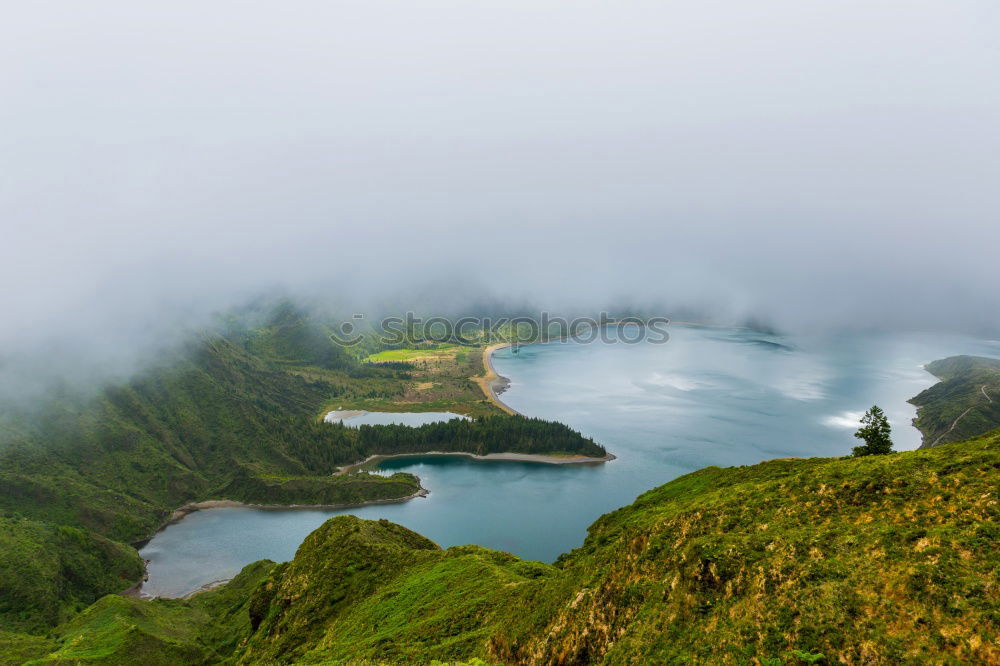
<box><xmin>140</xmin><ymin>327</ymin><xmax>998</xmax><ymax>596</ymax></box>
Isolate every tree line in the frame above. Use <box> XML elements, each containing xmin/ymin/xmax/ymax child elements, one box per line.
<box><xmin>278</xmin><ymin>415</ymin><xmax>607</xmax><ymax>472</ymax></box>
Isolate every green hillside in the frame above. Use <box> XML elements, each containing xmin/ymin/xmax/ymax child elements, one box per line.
<box><xmin>11</xmin><ymin>430</ymin><xmax>996</xmax><ymax>664</ymax></box>
<box><xmin>0</xmin><ymin>517</ymin><xmax>143</xmax><ymax>634</ymax></box>
<box><xmin>0</xmin><ymin>333</ymin><xmax>421</xmax><ymax>543</ymax></box>
<box><xmin>0</xmin><ymin>308</ymin><xmax>600</xmax><ymax>543</ymax></box>
<box><xmin>0</xmin><ymin>306</ymin><xmax>603</xmax><ymax>649</ymax></box>
<box><xmin>490</xmin><ymin>430</ymin><xmax>999</xmax><ymax>664</ymax></box>
<box><xmin>910</xmin><ymin>355</ymin><xmax>1000</xmax><ymax>447</ymax></box>
<box><xmin>20</xmin><ymin>560</ymin><xmax>278</xmax><ymax>665</ymax></box>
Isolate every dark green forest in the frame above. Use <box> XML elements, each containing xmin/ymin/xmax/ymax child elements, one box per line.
<box><xmin>0</xmin><ymin>306</ymin><xmax>603</xmax><ymax>652</ymax></box>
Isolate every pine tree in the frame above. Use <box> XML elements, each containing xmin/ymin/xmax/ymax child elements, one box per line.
<box><xmin>852</xmin><ymin>405</ymin><xmax>894</xmax><ymax>456</ymax></box>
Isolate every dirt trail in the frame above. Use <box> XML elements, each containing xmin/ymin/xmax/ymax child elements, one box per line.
<box><xmin>930</xmin><ymin>385</ymin><xmax>992</xmax><ymax>447</ymax></box>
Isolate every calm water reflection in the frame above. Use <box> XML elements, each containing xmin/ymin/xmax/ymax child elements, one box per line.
<box><xmin>140</xmin><ymin>327</ymin><xmax>998</xmax><ymax>596</ymax></box>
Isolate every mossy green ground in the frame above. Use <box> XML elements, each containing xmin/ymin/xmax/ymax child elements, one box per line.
<box><xmin>239</xmin><ymin>518</ymin><xmax>556</xmax><ymax>665</ymax></box>
<box><xmin>362</xmin><ymin>345</ymin><xmax>465</xmax><ymax>363</ymax></box>
<box><xmin>0</xmin><ymin>517</ymin><xmax>143</xmax><ymax>633</ymax></box>
<box><xmin>19</xmin><ymin>561</ymin><xmax>277</xmax><ymax>665</ymax></box>
<box><xmin>8</xmin><ymin>430</ymin><xmax>995</xmax><ymax>664</ymax></box>
<box><xmin>0</xmin><ymin>305</ymin><xmax>601</xmax><ymax>655</ymax></box>
<box><xmin>491</xmin><ymin>430</ymin><xmax>999</xmax><ymax>664</ymax></box>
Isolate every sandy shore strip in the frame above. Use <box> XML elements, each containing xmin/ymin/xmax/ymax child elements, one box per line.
<box><xmin>161</xmin><ymin>488</ymin><xmax>430</xmax><ymax>526</ymax></box>
<box><xmin>181</xmin><ymin>578</ymin><xmax>233</xmax><ymax>599</ymax></box>
<box><xmin>472</xmin><ymin>343</ymin><xmax>519</xmax><ymax>414</ymax></box>
<box><xmin>324</xmin><ymin>409</ymin><xmax>367</xmax><ymax>423</ymax></box>
<box><xmin>123</xmin><ymin>487</ymin><xmax>430</xmax><ymax>598</ymax></box>
<box><xmin>337</xmin><ymin>450</ymin><xmax>616</xmax><ymax>474</ymax></box>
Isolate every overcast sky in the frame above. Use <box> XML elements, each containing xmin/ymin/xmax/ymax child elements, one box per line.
<box><xmin>2</xmin><ymin>1</ymin><xmax>999</xmax><ymax>390</ymax></box>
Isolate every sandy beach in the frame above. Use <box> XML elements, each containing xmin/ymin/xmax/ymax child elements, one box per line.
<box><xmin>323</xmin><ymin>409</ymin><xmax>367</xmax><ymax>423</ymax></box>
<box><xmin>337</xmin><ymin>449</ymin><xmax>616</xmax><ymax>474</ymax></box>
<box><xmin>158</xmin><ymin>488</ymin><xmax>430</xmax><ymax>529</ymax></box>
<box><xmin>472</xmin><ymin>343</ymin><xmax>518</xmax><ymax>414</ymax></box>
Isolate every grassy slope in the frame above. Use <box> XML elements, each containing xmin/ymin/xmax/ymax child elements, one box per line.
<box><xmin>238</xmin><ymin>517</ymin><xmax>556</xmax><ymax>665</ymax></box>
<box><xmin>0</xmin><ymin>307</ymin><xmax>601</xmax><ymax>647</ymax></box>
<box><xmin>0</xmin><ymin>517</ymin><xmax>144</xmax><ymax>633</ymax></box>
<box><xmin>0</xmin><ymin>334</ymin><xmax>423</xmax><ymax>542</ymax></box>
<box><xmin>338</xmin><ymin>349</ymin><xmax>498</xmax><ymax>417</ymax></box>
<box><xmin>910</xmin><ymin>355</ymin><xmax>1000</xmax><ymax>447</ymax></box>
<box><xmin>8</xmin><ymin>431</ymin><xmax>997</xmax><ymax>664</ymax></box>
<box><xmin>0</xmin><ymin>309</ymin><xmax>587</xmax><ymax>543</ymax></box>
<box><xmin>251</xmin><ymin>304</ymin><xmax>500</xmax><ymax>417</ymax></box>
<box><xmin>255</xmin><ymin>431</ymin><xmax>1000</xmax><ymax>664</ymax></box>
<box><xmin>23</xmin><ymin>560</ymin><xmax>277</xmax><ymax>665</ymax></box>
<box><xmin>0</xmin><ymin>325</ymin><xmax>423</xmax><ymax>655</ymax></box>
<box><xmin>492</xmin><ymin>430</ymin><xmax>999</xmax><ymax>664</ymax></box>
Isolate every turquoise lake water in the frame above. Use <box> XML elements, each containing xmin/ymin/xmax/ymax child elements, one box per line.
<box><xmin>138</xmin><ymin>326</ymin><xmax>999</xmax><ymax>597</ymax></box>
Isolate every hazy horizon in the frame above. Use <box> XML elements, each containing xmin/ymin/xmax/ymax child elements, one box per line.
<box><xmin>2</xmin><ymin>1</ymin><xmax>999</xmax><ymax>396</ymax></box>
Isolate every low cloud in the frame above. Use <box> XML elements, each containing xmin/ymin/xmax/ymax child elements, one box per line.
<box><xmin>1</xmin><ymin>1</ymin><xmax>998</xmax><ymax>399</ymax></box>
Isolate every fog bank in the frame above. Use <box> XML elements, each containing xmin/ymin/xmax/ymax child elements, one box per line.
<box><xmin>2</xmin><ymin>1</ymin><xmax>999</xmax><ymax>396</ymax></box>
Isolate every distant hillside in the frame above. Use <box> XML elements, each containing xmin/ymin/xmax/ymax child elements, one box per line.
<box><xmin>0</xmin><ymin>306</ymin><xmax>604</xmax><ymax>647</ymax></box>
<box><xmin>13</xmin><ymin>430</ymin><xmax>997</xmax><ymax>664</ymax></box>
<box><xmin>910</xmin><ymin>355</ymin><xmax>1000</xmax><ymax>447</ymax></box>
<box><xmin>0</xmin><ymin>332</ymin><xmax>420</xmax><ymax>544</ymax></box>
<box><xmin>0</xmin><ymin>307</ymin><xmax>600</xmax><ymax>544</ymax></box>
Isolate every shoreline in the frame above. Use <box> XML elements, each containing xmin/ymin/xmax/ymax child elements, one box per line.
<box><xmin>161</xmin><ymin>487</ymin><xmax>431</xmax><ymax>527</ymax></box>
<box><xmin>130</xmin><ymin>485</ymin><xmax>431</xmax><ymax>552</ymax></box>
<box><xmin>472</xmin><ymin>323</ymin><xmax>636</xmax><ymax>412</ymax></box>
<box><xmin>472</xmin><ymin>342</ymin><xmax>519</xmax><ymax>414</ymax></box>
<box><xmin>337</xmin><ymin>450</ymin><xmax>617</xmax><ymax>474</ymax></box>
<box><xmin>323</xmin><ymin>409</ymin><xmax>367</xmax><ymax>423</ymax></box>
<box><xmin>134</xmin><ymin>339</ymin><xmax>614</xmax><ymax>597</ymax></box>
<box><xmin>124</xmin><ymin>486</ymin><xmax>430</xmax><ymax>599</ymax></box>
